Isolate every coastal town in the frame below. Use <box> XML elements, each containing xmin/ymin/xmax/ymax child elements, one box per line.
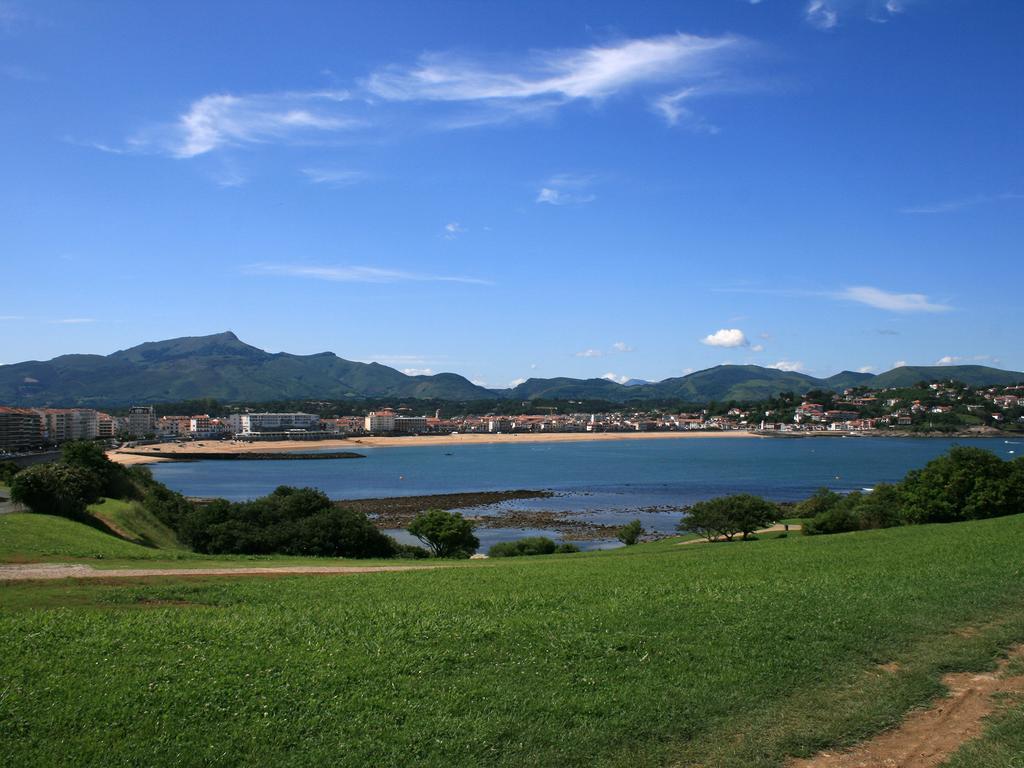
<box><xmin>1</xmin><ymin>380</ymin><xmax>1021</xmax><ymax>455</ymax></box>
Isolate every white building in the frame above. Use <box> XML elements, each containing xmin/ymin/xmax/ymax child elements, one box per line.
<box><xmin>364</xmin><ymin>410</ymin><xmax>396</xmax><ymax>433</ymax></box>
<box><xmin>237</xmin><ymin>412</ymin><xmax>320</xmax><ymax>434</ymax></box>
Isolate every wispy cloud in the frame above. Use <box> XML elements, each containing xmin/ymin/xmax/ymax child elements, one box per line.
<box><xmin>575</xmin><ymin>341</ymin><xmax>634</xmax><ymax>357</ymax></box>
<box><xmin>936</xmin><ymin>354</ymin><xmax>1000</xmax><ymax>366</ymax></box>
<box><xmin>858</xmin><ymin>365</ymin><xmax>875</xmax><ymax>373</ymax></box>
<box><xmin>652</xmin><ymin>86</ymin><xmax>720</xmax><ymax>132</ymax></box>
<box><xmin>805</xmin><ymin>0</ymin><xmax>911</xmax><ymax>29</ymax></box>
<box><xmin>838</xmin><ymin>286</ymin><xmax>951</xmax><ymax>313</ymax></box>
<box><xmin>244</xmin><ymin>263</ymin><xmax>492</xmax><ymax>285</ymax></box>
<box><xmin>402</xmin><ymin>367</ymin><xmax>435</xmax><ymax>377</ymax></box>
<box><xmin>126</xmin><ymin>90</ymin><xmax>360</xmax><ymax>158</ymax></box>
<box><xmin>365</xmin><ymin>33</ymin><xmax>743</xmax><ymax>107</ymax></box>
<box><xmin>536</xmin><ymin>173</ymin><xmax>597</xmax><ymax>205</ymax></box>
<box><xmin>52</xmin><ymin>318</ymin><xmax>96</xmax><ymax>324</ymax></box>
<box><xmin>899</xmin><ymin>192</ymin><xmax>1023</xmax><ymax>215</ymax></box>
<box><xmin>0</xmin><ymin>315</ymin><xmax>23</xmax><ymax>321</ymax></box>
<box><xmin>443</xmin><ymin>222</ymin><xmax>466</xmax><ymax>239</ymax></box>
<box><xmin>508</xmin><ymin>377</ymin><xmax>528</xmax><ymax>388</ymax></box>
<box><xmin>301</xmin><ymin>168</ymin><xmax>368</xmax><ymax>186</ymax></box>
<box><xmin>702</xmin><ymin>328</ymin><xmax>749</xmax><ymax>348</ymax></box>
<box><xmin>715</xmin><ymin>285</ymin><xmax>952</xmax><ymax>313</ymax></box>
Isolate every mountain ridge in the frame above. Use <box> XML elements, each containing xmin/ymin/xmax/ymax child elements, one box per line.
<box><xmin>1</xmin><ymin>332</ymin><xmax>1021</xmax><ymax>407</ymax></box>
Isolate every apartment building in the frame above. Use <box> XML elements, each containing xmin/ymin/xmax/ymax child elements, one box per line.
<box><xmin>0</xmin><ymin>407</ymin><xmax>43</xmax><ymax>452</ymax></box>
<box><xmin>127</xmin><ymin>406</ymin><xmax>156</xmax><ymax>437</ymax></box>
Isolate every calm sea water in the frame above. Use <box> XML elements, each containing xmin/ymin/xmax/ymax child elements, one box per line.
<box><xmin>151</xmin><ymin>436</ymin><xmax>1017</xmax><ymax>546</ymax></box>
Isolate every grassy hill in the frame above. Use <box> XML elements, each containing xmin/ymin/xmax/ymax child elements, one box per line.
<box><xmin>0</xmin><ymin>331</ymin><xmax>493</xmax><ymax>406</ymax></box>
<box><xmin>0</xmin><ymin>513</ymin><xmax>170</xmax><ymax>561</ymax></box>
<box><xmin>2</xmin><ymin>514</ymin><xmax>1023</xmax><ymax>766</ymax></box>
<box><xmin>87</xmin><ymin>498</ymin><xmax>184</xmax><ymax>550</ymax></box>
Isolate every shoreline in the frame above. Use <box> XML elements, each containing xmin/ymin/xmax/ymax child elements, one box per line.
<box><xmin>108</xmin><ymin>430</ymin><xmax>761</xmax><ymax>465</ymax></box>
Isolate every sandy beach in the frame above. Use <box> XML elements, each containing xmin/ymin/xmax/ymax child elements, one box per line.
<box><xmin>109</xmin><ymin>430</ymin><xmax>760</xmax><ymax>465</ymax></box>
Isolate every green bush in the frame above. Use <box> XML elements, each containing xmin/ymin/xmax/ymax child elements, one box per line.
<box><xmin>407</xmin><ymin>509</ymin><xmax>479</xmax><ymax>558</ymax></box>
<box><xmin>10</xmin><ymin>463</ymin><xmax>103</xmax><ymax>520</ymax></box>
<box><xmin>0</xmin><ymin>461</ymin><xmax>20</xmax><ymax>485</ymax></box>
<box><xmin>556</xmin><ymin>542</ymin><xmax>581</xmax><ymax>553</ymax></box>
<box><xmin>61</xmin><ymin>441</ymin><xmax>137</xmax><ymax>499</ymax></box>
<box><xmin>617</xmin><ymin>519</ymin><xmax>643</xmax><ymax>546</ymax></box>
<box><xmin>489</xmin><ymin>536</ymin><xmax>558</xmax><ymax>557</ymax></box>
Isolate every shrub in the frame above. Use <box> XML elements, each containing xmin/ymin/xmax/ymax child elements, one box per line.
<box><xmin>803</xmin><ymin>493</ymin><xmax>862</xmax><ymax>535</ymax></box>
<box><xmin>489</xmin><ymin>536</ymin><xmax>558</xmax><ymax>557</ymax></box>
<box><xmin>10</xmin><ymin>463</ymin><xmax>103</xmax><ymax>520</ymax></box>
<box><xmin>407</xmin><ymin>509</ymin><xmax>479</xmax><ymax>558</ymax></box>
<box><xmin>60</xmin><ymin>441</ymin><xmax>136</xmax><ymax>499</ymax></box>
<box><xmin>0</xmin><ymin>461</ymin><xmax>19</xmax><ymax>485</ymax></box>
<box><xmin>617</xmin><ymin>519</ymin><xmax>643</xmax><ymax>546</ymax></box>
<box><xmin>556</xmin><ymin>542</ymin><xmax>581</xmax><ymax>553</ymax></box>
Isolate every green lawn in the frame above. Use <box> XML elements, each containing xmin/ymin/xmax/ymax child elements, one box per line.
<box><xmin>2</xmin><ymin>515</ymin><xmax>1024</xmax><ymax>766</ymax></box>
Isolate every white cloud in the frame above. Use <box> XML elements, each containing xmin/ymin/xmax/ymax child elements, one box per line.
<box><xmin>52</xmin><ymin>318</ymin><xmax>96</xmax><ymax>324</ymax></box>
<box><xmin>365</xmin><ymin>33</ymin><xmax>742</xmax><ymax>106</ymax></box>
<box><xmin>806</xmin><ymin>1</ymin><xmax>839</xmax><ymax>29</ymax></box>
<box><xmin>536</xmin><ymin>173</ymin><xmax>597</xmax><ymax>206</ymax></box>
<box><xmin>751</xmin><ymin>344</ymin><xmax>765</xmax><ymax>353</ymax></box>
<box><xmin>858</xmin><ymin>366</ymin><xmax>875</xmax><ymax>373</ymax></box>
<box><xmin>575</xmin><ymin>348</ymin><xmax>604</xmax><ymax>358</ymax></box>
<box><xmin>150</xmin><ymin>90</ymin><xmax>358</xmax><ymax>158</ymax></box>
<box><xmin>899</xmin><ymin>192</ymin><xmax>1023</xmax><ymax>215</ymax></box>
<box><xmin>402</xmin><ymin>367</ymin><xmax>435</xmax><ymax>376</ymax></box>
<box><xmin>471</xmin><ymin>379</ymin><xmax>489</xmax><ymax>387</ymax></box>
<box><xmin>301</xmin><ymin>168</ymin><xmax>368</xmax><ymax>186</ymax></box>
<box><xmin>0</xmin><ymin>315</ymin><xmax>23</xmax><ymax>320</ymax></box>
<box><xmin>893</xmin><ymin>360</ymin><xmax>908</xmax><ymax>368</ymax></box>
<box><xmin>244</xmin><ymin>263</ymin><xmax>491</xmax><ymax>285</ymax></box>
<box><xmin>601</xmin><ymin>372</ymin><xmax>631</xmax><ymax>384</ymax></box>
<box><xmin>612</xmin><ymin>341</ymin><xmax>633</xmax><ymax>353</ymax></box>
<box><xmin>701</xmin><ymin>328</ymin><xmax>749</xmax><ymax>348</ymax></box>
<box><xmin>767</xmin><ymin>360</ymin><xmax>805</xmax><ymax>372</ymax></box>
<box><xmin>652</xmin><ymin>86</ymin><xmax>720</xmax><ymax>132</ymax></box>
<box><xmin>508</xmin><ymin>377</ymin><xmax>527</xmax><ymax>388</ymax></box>
<box><xmin>681</xmin><ymin>367</ymin><xmax>695</xmax><ymax>375</ymax></box>
<box><xmin>443</xmin><ymin>222</ymin><xmax>466</xmax><ymax>239</ymax></box>
<box><xmin>838</xmin><ymin>286</ymin><xmax>951</xmax><ymax>313</ymax></box>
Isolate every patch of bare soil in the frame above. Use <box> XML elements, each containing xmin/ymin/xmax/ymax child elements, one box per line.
<box><xmin>0</xmin><ymin>563</ymin><xmax>439</xmax><ymax>582</ymax></box>
<box><xmin>789</xmin><ymin>645</ymin><xmax>1024</xmax><ymax>768</ymax></box>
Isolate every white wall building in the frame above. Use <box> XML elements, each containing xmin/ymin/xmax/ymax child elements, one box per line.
<box><xmin>237</xmin><ymin>413</ymin><xmax>320</xmax><ymax>434</ymax></box>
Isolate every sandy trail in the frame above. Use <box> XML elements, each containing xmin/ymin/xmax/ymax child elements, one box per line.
<box><xmin>0</xmin><ymin>563</ymin><xmax>439</xmax><ymax>582</ymax></box>
<box><xmin>789</xmin><ymin>644</ymin><xmax>1024</xmax><ymax>768</ymax></box>
<box><xmin>678</xmin><ymin>523</ymin><xmax>802</xmax><ymax>544</ymax></box>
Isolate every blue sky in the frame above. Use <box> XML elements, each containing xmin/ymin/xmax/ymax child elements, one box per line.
<box><xmin>1</xmin><ymin>0</ymin><xmax>1021</xmax><ymax>387</ymax></box>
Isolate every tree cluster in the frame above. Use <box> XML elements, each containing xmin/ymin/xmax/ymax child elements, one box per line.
<box><xmin>802</xmin><ymin>447</ymin><xmax>1024</xmax><ymax>535</ymax></box>
<box><xmin>178</xmin><ymin>486</ymin><xmax>402</xmax><ymax>558</ymax></box>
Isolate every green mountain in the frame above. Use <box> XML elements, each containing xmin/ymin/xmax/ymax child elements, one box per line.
<box><xmin>0</xmin><ymin>332</ymin><xmax>493</xmax><ymax>406</ymax></box>
<box><xmin>870</xmin><ymin>365</ymin><xmax>1024</xmax><ymax>389</ymax></box>
<box><xmin>2</xmin><ymin>333</ymin><xmax>1021</xmax><ymax>407</ymax></box>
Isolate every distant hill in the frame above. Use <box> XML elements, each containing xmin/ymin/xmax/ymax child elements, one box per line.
<box><xmin>1</xmin><ymin>332</ymin><xmax>1021</xmax><ymax>406</ymax></box>
<box><xmin>0</xmin><ymin>332</ymin><xmax>493</xmax><ymax>406</ymax></box>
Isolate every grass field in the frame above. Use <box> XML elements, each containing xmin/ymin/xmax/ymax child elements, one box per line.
<box><xmin>2</xmin><ymin>514</ymin><xmax>1024</xmax><ymax>766</ymax></box>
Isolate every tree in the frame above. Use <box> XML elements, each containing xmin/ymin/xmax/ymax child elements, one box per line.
<box><xmin>407</xmin><ymin>509</ymin><xmax>479</xmax><ymax>558</ymax></box>
<box><xmin>617</xmin><ymin>519</ymin><xmax>643</xmax><ymax>546</ymax></box>
<box><xmin>900</xmin><ymin>447</ymin><xmax>1014</xmax><ymax>524</ymax></box>
<box><xmin>679</xmin><ymin>494</ymin><xmax>778</xmax><ymax>541</ymax></box>
<box><xmin>726</xmin><ymin>494</ymin><xmax>780</xmax><ymax>540</ymax></box>
<box><xmin>61</xmin><ymin>441</ymin><xmax>135</xmax><ymax>498</ymax></box>
<box><xmin>10</xmin><ymin>463</ymin><xmax>102</xmax><ymax>520</ymax></box>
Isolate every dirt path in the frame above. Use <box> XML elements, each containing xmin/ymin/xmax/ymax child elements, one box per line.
<box><xmin>0</xmin><ymin>563</ymin><xmax>440</xmax><ymax>582</ymax></box>
<box><xmin>789</xmin><ymin>644</ymin><xmax>1024</xmax><ymax>767</ymax></box>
